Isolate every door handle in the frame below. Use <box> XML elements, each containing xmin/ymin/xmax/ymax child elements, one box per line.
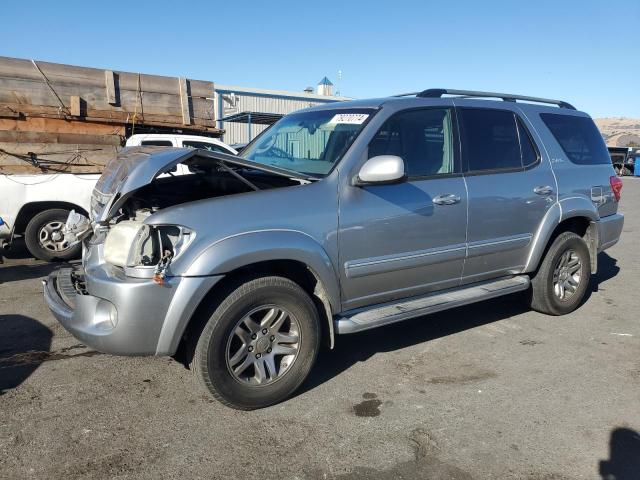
<box><xmin>533</xmin><ymin>185</ymin><xmax>554</xmax><ymax>196</ymax></box>
<box><xmin>433</xmin><ymin>194</ymin><xmax>461</xmax><ymax>205</ymax></box>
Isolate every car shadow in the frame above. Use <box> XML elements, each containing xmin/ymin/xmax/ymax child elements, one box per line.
<box><xmin>0</xmin><ymin>237</ymin><xmax>31</xmax><ymax>261</ymax></box>
<box><xmin>300</xmin><ymin>293</ymin><xmax>529</xmax><ymax>396</ymax></box>
<box><xmin>0</xmin><ymin>314</ymin><xmax>53</xmax><ymax>395</ymax></box>
<box><xmin>300</xmin><ymin>252</ymin><xmax>621</xmax><ymax>397</ymax></box>
<box><xmin>589</xmin><ymin>252</ymin><xmax>620</xmax><ymax>294</ymax></box>
<box><xmin>0</xmin><ymin>262</ymin><xmax>58</xmax><ymax>284</ymax></box>
<box><xmin>0</xmin><ymin>238</ymin><xmax>64</xmax><ymax>284</ymax></box>
<box><xmin>599</xmin><ymin>427</ymin><xmax>640</xmax><ymax>479</ymax></box>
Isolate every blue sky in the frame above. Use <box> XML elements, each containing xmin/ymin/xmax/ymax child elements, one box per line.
<box><xmin>2</xmin><ymin>0</ymin><xmax>638</xmax><ymax>117</ymax></box>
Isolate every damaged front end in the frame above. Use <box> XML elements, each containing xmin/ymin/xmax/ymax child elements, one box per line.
<box><xmin>44</xmin><ymin>146</ymin><xmax>306</xmax><ymax>355</ymax></box>
<box><xmin>80</xmin><ymin>147</ymin><xmax>306</xmax><ymax>278</ymax></box>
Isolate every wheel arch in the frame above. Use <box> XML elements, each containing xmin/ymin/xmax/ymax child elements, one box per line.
<box><xmin>525</xmin><ymin>200</ymin><xmax>599</xmax><ymax>274</ymax></box>
<box><xmin>181</xmin><ymin>230</ymin><xmax>341</xmax><ymax>308</ymax></box>
<box><xmin>14</xmin><ymin>201</ymin><xmax>88</xmax><ymax>234</ymax></box>
<box><xmin>164</xmin><ymin>231</ymin><xmax>341</xmax><ymax>360</ymax></box>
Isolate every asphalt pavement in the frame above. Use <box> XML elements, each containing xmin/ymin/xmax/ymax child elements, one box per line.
<box><xmin>1</xmin><ymin>179</ymin><xmax>639</xmax><ymax>479</ymax></box>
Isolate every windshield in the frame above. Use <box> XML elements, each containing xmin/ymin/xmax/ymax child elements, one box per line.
<box><xmin>241</xmin><ymin>108</ymin><xmax>374</xmax><ymax>176</ymax></box>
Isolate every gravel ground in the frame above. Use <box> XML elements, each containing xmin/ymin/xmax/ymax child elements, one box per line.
<box><xmin>1</xmin><ymin>179</ymin><xmax>639</xmax><ymax>480</ymax></box>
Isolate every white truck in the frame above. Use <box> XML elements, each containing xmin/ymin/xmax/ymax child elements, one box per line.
<box><xmin>0</xmin><ymin>135</ymin><xmax>236</xmax><ymax>260</ymax></box>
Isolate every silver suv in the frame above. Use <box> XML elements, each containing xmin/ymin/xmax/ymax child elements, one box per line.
<box><xmin>44</xmin><ymin>89</ymin><xmax>624</xmax><ymax>409</ymax></box>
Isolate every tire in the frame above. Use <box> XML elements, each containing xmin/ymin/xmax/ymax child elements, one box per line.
<box><xmin>528</xmin><ymin>231</ymin><xmax>591</xmax><ymax>315</ymax></box>
<box><xmin>24</xmin><ymin>209</ymin><xmax>81</xmax><ymax>262</ymax></box>
<box><xmin>192</xmin><ymin>276</ymin><xmax>320</xmax><ymax>410</ymax></box>
<box><xmin>622</xmin><ymin>167</ymin><xmax>632</xmax><ymax>176</ymax></box>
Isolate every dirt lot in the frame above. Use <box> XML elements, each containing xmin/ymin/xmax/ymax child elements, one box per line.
<box><xmin>1</xmin><ymin>180</ymin><xmax>639</xmax><ymax>480</ymax></box>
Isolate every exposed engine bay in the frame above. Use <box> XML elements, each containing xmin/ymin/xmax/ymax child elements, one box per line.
<box><xmin>120</xmin><ymin>163</ymin><xmax>300</xmax><ymax>221</ymax></box>
<box><xmin>96</xmin><ymin>156</ymin><xmax>306</xmax><ymax>278</ymax></box>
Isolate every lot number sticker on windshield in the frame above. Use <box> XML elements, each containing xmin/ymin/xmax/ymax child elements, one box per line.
<box><xmin>328</xmin><ymin>113</ymin><xmax>369</xmax><ymax>125</ymax></box>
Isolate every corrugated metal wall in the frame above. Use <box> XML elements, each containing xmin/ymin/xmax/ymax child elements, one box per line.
<box><xmin>216</xmin><ymin>87</ymin><xmax>343</xmax><ymax>145</ymax></box>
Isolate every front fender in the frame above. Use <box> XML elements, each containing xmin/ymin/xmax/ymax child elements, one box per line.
<box><xmin>184</xmin><ymin>229</ymin><xmax>341</xmax><ymax>310</ymax></box>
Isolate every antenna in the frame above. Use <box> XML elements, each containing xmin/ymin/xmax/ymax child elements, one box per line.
<box><xmin>337</xmin><ymin>70</ymin><xmax>342</xmax><ymax>97</ymax></box>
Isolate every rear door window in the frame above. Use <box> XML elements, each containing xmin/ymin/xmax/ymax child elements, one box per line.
<box><xmin>459</xmin><ymin>109</ymin><xmax>522</xmax><ymax>172</ymax></box>
<box><xmin>540</xmin><ymin>113</ymin><xmax>610</xmax><ymax>165</ymax></box>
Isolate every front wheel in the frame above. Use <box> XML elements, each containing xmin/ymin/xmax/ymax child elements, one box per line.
<box><xmin>24</xmin><ymin>209</ymin><xmax>81</xmax><ymax>262</ymax></box>
<box><xmin>192</xmin><ymin>276</ymin><xmax>320</xmax><ymax>410</ymax></box>
<box><xmin>528</xmin><ymin>231</ymin><xmax>591</xmax><ymax>315</ymax></box>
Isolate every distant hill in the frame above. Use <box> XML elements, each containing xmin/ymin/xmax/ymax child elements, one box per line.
<box><xmin>594</xmin><ymin>118</ymin><xmax>640</xmax><ymax>147</ymax></box>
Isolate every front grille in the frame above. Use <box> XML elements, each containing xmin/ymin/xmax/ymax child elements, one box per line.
<box><xmin>55</xmin><ymin>268</ymin><xmax>76</xmax><ymax>308</ymax></box>
<box><xmin>55</xmin><ymin>265</ymin><xmax>87</xmax><ymax>309</ymax></box>
<box><xmin>70</xmin><ymin>266</ymin><xmax>88</xmax><ymax>295</ymax></box>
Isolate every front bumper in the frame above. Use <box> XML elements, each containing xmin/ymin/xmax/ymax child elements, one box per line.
<box><xmin>44</xmin><ymin>265</ymin><xmax>180</xmax><ymax>355</ymax></box>
<box><xmin>597</xmin><ymin>213</ymin><xmax>624</xmax><ymax>251</ymax></box>
<box><xmin>44</xmin><ymin>264</ymin><xmax>223</xmax><ymax>356</ymax></box>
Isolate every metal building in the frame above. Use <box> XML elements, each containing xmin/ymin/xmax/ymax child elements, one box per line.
<box><xmin>215</xmin><ymin>79</ymin><xmax>348</xmax><ymax>146</ymax></box>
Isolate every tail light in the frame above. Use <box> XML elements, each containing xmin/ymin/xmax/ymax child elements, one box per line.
<box><xmin>610</xmin><ymin>176</ymin><xmax>623</xmax><ymax>202</ymax></box>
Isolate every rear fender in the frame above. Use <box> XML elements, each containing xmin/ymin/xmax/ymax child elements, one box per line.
<box><xmin>524</xmin><ymin>197</ymin><xmax>598</xmax><ymax>273</ymax></box>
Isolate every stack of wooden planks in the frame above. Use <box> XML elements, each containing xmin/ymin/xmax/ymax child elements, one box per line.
<box><xmin>0</xmin><ymin>56</ymin><xmax>221</xmax><ymax>174</ymax></box>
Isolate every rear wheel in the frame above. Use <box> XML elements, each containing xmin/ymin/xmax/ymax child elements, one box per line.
<box><xmin>24</xmin><ymin>209</ymin><xmax>80</xmax><ymax>262</ymax></box>
<box><xmin>528</xmin><ymin>231</ymin><xmax>591</xmax><ymax>315</ymax></box>
<box><xmin>192</xmin><ymin>276</ymin><xmax>320</xmax><ymax>410</ymax></box>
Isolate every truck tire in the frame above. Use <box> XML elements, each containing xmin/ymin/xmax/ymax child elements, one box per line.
<box><xmin>528</xmin><ymin>231</ymin><xmax>591</xmax><ymax>315</ymax></box>
<box><xmin>24</xmin><ymin>209</ymin><xmax>81</xmax><ymax>262</ymax></box>
<box><xmin>192</xmin><ymin>276</ymin><xmax>320</xmax><ymax>410</ymax></box>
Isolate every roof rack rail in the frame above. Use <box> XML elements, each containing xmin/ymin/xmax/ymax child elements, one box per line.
<box><xmin>412</xmin><ymin>88</ymin><xmax>576</xmax><ymax>110</ymax></box>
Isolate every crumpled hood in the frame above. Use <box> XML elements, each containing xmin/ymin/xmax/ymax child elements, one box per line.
<box><xmin>91</xmin><ymin>147</ymin><xmax>193</xmax><ymax>221</ymax></box>
<box><xmin>91</xmin><ymin>146</ymin><xmax>306</xmax><ymax>222</ymax></box>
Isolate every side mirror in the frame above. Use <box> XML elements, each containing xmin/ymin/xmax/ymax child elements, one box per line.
<box><xmin>355</xmin><ymin>155</ymin><xmax>406</xmax><ymax>186</ymax></box>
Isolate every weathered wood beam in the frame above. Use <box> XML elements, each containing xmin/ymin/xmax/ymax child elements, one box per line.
<box><xmin>0</xmin><ymin>131</ymin><xmax>122</xmax><ymax>146</ymax></box>
<box><xmin>70</xmin><ymin>95</ymin><xmax>81</xmax><ymax>116</ymax></box>
<box><xmin>179</xmin><ymin>77</ymin><xmax>191</xmax><ymax>125</ymax></box>
<box><xmin>0</xmin><ymin>141</ymin><xmax>120</xmax><ymax>174</ymax></box>
<box><xmin>0</xmin><ymin>102</ymin><xmax>222</xmax><ymax>133</ymax></box>
<box><xmin>0</xmin><ymin>117</ymin><xmax>125</xmax><ymax>135</ymax></box>
<box><xmin>105</xmin><ymin>70</ymin><xmax>117</xmax><ymax>105</ymax></box>
<box><xmin>0</xmin><ymin>56</ymin><xmax>214</xmax><ymax>97</ymax></box>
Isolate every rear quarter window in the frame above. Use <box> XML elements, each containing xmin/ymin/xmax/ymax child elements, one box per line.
<box><xmin>541</xmin><ymin>113</ymin><xmax>610</xmax><ymax>165</ymax></box>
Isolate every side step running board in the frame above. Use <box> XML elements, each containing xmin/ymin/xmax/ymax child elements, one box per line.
<box><xmin>334</xmin><ymin>275</ymin><xmax>530</xmax><ymax>334</ymax></box>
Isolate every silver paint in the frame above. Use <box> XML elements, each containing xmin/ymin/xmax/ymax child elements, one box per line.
<box><xmin>44</xmin><ymin>95</ymin><xmax>625</xmax><ymax>356</ymax></box>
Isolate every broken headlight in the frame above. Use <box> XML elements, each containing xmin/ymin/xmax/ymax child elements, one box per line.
<box><xmin>103</xmin><ymin>220</ymin><xmax>193</xmax><ymax>268</ymax></box>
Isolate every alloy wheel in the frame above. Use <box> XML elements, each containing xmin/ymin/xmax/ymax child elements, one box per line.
<box><xmin>225</xmin><ymin>305</ymin><xmax>301</xmax><ymax>386</ymax></box>
<box><xmin>552</xmin><ymin>248</ymin><xmax>582</xmax><ymax>300</ymax></box>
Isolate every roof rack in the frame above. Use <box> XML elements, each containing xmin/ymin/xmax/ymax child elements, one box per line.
<box><xmin>395</xmin><ymin>88</ymin><xmax>576</xmax><ymax>110</ymax></box>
